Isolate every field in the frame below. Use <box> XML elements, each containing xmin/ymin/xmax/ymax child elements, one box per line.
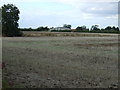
<box><xmin>2</xmin><ymin>32</ymin><xmax>118</xmax><ymax>88</ymax></box>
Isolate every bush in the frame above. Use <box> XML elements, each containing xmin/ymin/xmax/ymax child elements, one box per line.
<box><xmin>51</xmin><ymin>30</ymin><xmax>72</xmax><ymax>32</ymax></box>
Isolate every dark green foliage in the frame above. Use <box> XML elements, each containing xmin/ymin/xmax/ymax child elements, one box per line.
<box><xmin>76</xmin><ymin>26</ymin><xmax>82</xmax><ymax>30</ymax></box>
<box><xmin>36</xmin><ymin>26</ymin><xmax>49</xmax><ymax>31</ymax></box>
<box><xmin>19</xmin><ymin>28</ymin><xmax>33</xmax><ymax>31</ymax></box>
<box><xmin>75</xmin><ymin>25</ymin><xmax>119</xmax><ymax>34</ymax></box>
<box><xmin>63</xmin><ymin>24</ymin><xmax>72</xmax><ymax>29</ymax></box>
<box><xmin>91</xmin><ymin>25</ymin><xmax>100</xmax><ymax>31</ymax></box>
<box><xmin>105</xmin><ymin>26</ymin><xmax>112</xmax><ymax>30</ymax></box>
<box><xmin>76</xmin><ymin>25</ymin><xmax>89</xmax><ymax>32</ymax></box>
<box><xmin>20</xmin><ymin>26</ymin><xmax>49</xmax><ymax>31</ymax></box>
<box><xmin>2</xmin><ymin>4</ymin><xmax>22</xmax><ymax>36</ymax></box>
<box><xmin>51</xmin><ymin>30</ymin><xmax>71</xmax><ymax>32</ymax></box>
<box><xmin>105</xmin><ymin>26</ymin><xmax>119</xmax><ymax>31</ymax></box>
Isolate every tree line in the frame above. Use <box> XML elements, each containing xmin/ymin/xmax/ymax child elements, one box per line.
<box><xmin>75</xmin><ymin>25</ymin><xmax>119</xmax><ymax>33</ymax></box>
<box><xmin>20</xmin><ymin>25</ymin><xmax>120</xmax><ymax>34</ymax></box>
<box><xmin>1</xmin><ymin>4</ymin><xmax>120</xmax><ymax>37</ymax></box>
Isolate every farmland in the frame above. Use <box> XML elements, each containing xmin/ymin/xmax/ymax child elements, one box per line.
<box><xmin>2</xmin><ymin>32</ymin><xmax>118</xmax><ymax>88</ymax></box>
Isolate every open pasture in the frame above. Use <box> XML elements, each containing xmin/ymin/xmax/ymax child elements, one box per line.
<box><xmin>2</xmin><ymin>33</ymin><xmax>118</xmax><ymax>88</ymax></box>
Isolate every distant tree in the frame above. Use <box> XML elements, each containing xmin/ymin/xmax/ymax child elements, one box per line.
<box><xmin>91</xmin><ymin>25</ymin><xmax>100</xmax><ymax>31</ymax></box>
<box><xmin>76</xmin><ymin>26</ymin><xmax>82</xmax><ymax>30</ymax></box>
<box><xmin>105</xmin><ymin>26</ymin><xmax>112</xmax><ymax>31</ymax></box>
<box><xmin>44</xmin><ymin>26</ymin><xmax>49</xmax><ymax>31</ymax></box>
<box><xmin>81</xmin><ymin>25</ymin><xmax>87</xmax><ymax>30</ymax></box>
<box><xmin>2</xmin><ymin>4</ymin><xmax>22</xmax><ymax>36</ymax></box>
<box><xmin>105</xmin><ymin>26</ymin><xmax>120</xmax><ymax>31</ymax></box>
<box><xmin>37</xmin><ymin>26</ymin><xmax>49</xmax><ymax>31</ymax></box>
<box><xmin>37</xmin><ymin>26</ymin><xmax>44</xmax><ymax>31</ymax></box>
<box><xmin>76</xmin><ymin>25</ymin><xmax>89</xmax><ymax>31</ymax></box>
<box><xmin>101</xmin><ymin>28</ymin><xmax>105</xmax><ymax>31</ymax></box>
<box><xmin>113</xmin><ymin>26</ymin><xmax>116</xmax><ymax>30</ymax></box>
<box><xmin>28</xmin><ymin>28</ymin><xmax>33</xmax><ymax>31</ymax></box>
<box><xmin>116</xmin><ymin>27</ymin><xmax>119</xmax><ymax>31</ymax></box>
<box><xmin>63</xmin><ymin>24</ymin><xmax>71</xmax><ymax>29</ymax></box>
<box><xmin>112</xmin><ymin>26</ymin><xmax>119</xmax><ymax>31</ymax></box>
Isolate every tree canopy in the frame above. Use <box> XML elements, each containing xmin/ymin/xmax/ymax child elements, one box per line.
<box><xmin>2</xmin><ymin>4</ymin><xmax>22</xmax><ymax>36</ymax></box>
<box><xmin>63</xmin><ymin>24</ymin><xmax>71</xmax><ymax>29</ymax></box>
<box><xmin>91</xmin><ymin>25</ymin><xmax>100</xmax><ymax>31</ymax></box>
<box><xmin>76</xmin><ymin>25</ymin><xmax>89</xmax><ymax>31</ymax></box>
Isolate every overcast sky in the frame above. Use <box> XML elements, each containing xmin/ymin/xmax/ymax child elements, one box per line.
<box><xmin>0</xmin><ymin>0</ymin><xmax>119</xmax><ymax>29</ymax></box>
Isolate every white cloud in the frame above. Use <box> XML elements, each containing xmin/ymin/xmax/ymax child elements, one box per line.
<box><xmin>106</xmin><ymin>15</ymin><xmax>118</xmax><ymax>19</ymax></box>
<box><xmin>0</xmin><ymin>0</ymin><xmax>118</xmax><ymax>28</ymax></box>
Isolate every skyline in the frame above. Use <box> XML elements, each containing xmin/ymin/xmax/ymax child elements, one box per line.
<box><xmin>0</xmin><ymin>0</ymin><xmax>119</xmax><ymax>29</ymax></box>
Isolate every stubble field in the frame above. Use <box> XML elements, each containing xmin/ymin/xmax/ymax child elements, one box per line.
<box><xmin>2</xmin><ymin>32</ymin><xmax>118</xmax><ymax>88</ymax></box>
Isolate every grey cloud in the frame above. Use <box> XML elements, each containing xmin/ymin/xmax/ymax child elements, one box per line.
<box><xmin>81</xmin><ymin>2</ymin><xmax>118</xmax><ymax>17</ymax></box>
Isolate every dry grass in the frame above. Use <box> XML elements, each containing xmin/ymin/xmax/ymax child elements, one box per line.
<box><xmin>74</xmin><ymin>43</ymin><xmax>118</xmax><ymax>47</ymax></box>
<box><xmin>2</xmin><ymin>35</ymin><xmax>118</xmax><ymax>88</ymax></box>
<box><xmin>23</xmin><ymin>31</ymin><xmax>118</xmax><ymax>37</ymax></box>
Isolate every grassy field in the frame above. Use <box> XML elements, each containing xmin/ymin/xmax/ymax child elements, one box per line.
<box><xmin>22</xmin><ymin>31</ymin><xmax>118</xmax><ymax>37</ymax></box>
<box><xmin>2</xmin><ymin>33</ymin><xmax>118</xmax><ymax>88</ymax></box>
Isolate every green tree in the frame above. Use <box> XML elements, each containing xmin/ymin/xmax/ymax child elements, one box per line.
<box><xmin>112</xmin><ymin>26</ymin><xmax>119</xmax><ymax>31</ymax></box>
<box><xmin>37</xmin><ymin>26</ymin><xmax>49</xmax><ymax>31</ymax></box>
<box><xmin>91</xmin><ymin>25</ymin><xmax>100</xmax><ymax>31</ymax></box>
<box><xmin>116</xmin><ymin>27</ymin><xmax>119</xmax><ymax>31</ymax></box>
<box><xmin>63</xmin><ymin>24</ymin><xmax>71</xmax><ymax>29</ymax></box>
<box><xmin>76</xmin><ymin>25</ymin><xmax>89</xmax><ymax>31</ymax></box>
<box><xmin>76</xmin><ymin>26</ymin><xmax>82</xmax><ymax>30</ymax></box>
<box><xmin>2</xmin><ymin>4</ymin><xmax>22</xmax><ymax>36</ymax></box>
<box><xmin>105</xmin><ymin>26</ymin><xmax>112</xmax><ymax>31</ymax></box>
<box><xmin>81</xmin><ymin>25</ymin><xmax>87</xmax><ymax>30</ymax></box>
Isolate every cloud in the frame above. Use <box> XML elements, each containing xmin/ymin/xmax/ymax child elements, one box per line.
<box><xmin>0</xmin><ymin>0</ymin><xmax>119</xmax><ymax>5</ymax></box>
<box><xmin>73</xmin><ymin>2</ymin><xmax>118</xmax><ymax>19</ymax></box>
<box><xmin>81</xmin><ymin>2</ymin><xmax>118</xmax><ymax>15</ymax></box>
<box><xmin>0</xmin><ymin>0</ymin><xmax>118</xmax><ymax>28</ymax></box>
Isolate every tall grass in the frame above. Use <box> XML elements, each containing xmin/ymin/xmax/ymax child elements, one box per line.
<box><xmin>22</xmin><ymin>31</ymin><xmax>118</xmax><ymax>37</ymax></box>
